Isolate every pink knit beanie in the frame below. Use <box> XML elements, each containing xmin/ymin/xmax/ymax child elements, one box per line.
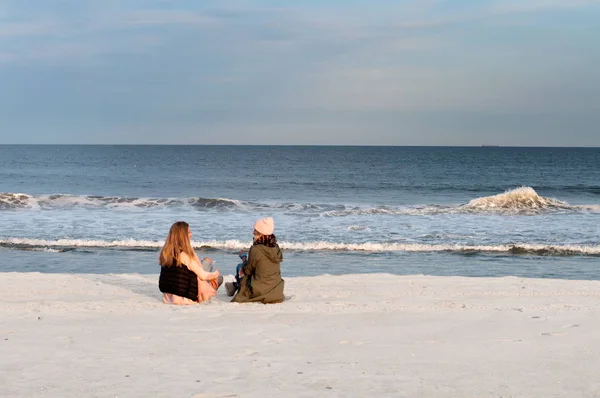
<box><xmin>254</xmin><ymin>217</ymin><xmax>275</xmax><ymax>235</ymax></box>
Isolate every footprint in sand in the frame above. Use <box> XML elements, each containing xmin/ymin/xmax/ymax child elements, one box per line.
<box><xmin>339</xmin><ymin>340</ymin><xmax>367</xmax><ymax>346</ymax></box>
<box><xmin>212</xmin><ymin>375</ymin><xmax>242</xmax><ymax>384</ymax></box>
<box><xmin>542</xmin><ymin>332</ymin><xmax>568</xmax><ymax>336</ymax></box>
<box><xmin>263</xmin><ymin>337</ymin><xmax>296</xmax><ymax>344</ymax></box>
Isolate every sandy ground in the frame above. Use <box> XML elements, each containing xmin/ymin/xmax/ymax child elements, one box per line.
<box><xmin>1</xmin><ymin>272</ymin><xmax>600</xmax><ymax>398</ymax></box>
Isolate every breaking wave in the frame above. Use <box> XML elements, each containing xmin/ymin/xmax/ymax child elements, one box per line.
<box><xmin>188</xmin><ymin>197</ymin><xmax>244</xmax><ymax>209</ymax></box>
<box><xmin>0</xmin><ymin>193</ymin><xmax>247</xmax><ymax>211</ymax></box>
<box><xmin>323</xmin><ymin>187</ymin><xmax>582</xmax><ymax>217</ymax></box>
<box><xmin>323</xmin><ymin>186</ymin><xmax>595</xmax><ymax>216</ymax></box>
<box><xmin>322</xmin><ymin>205</ymin><xmax>454</xmax><ymax>217</ymax></box>
<box><xmin>463</xmin><ymin>187</ymin><xmax>571</xmax><ymax>213</ymax></box>
<box><xmin>0</xmin><ymin>193</ymin><xmax>32</xmax><ymax>210</ymax></box>
<box><xmin>319</xmin><ymin>187</ymin><xmax>596</xmax><ymax>217</ymax></box>
<box><xmin>1</xmin><ymin>238</ymin><xmax>599</xmax><ymax>257</ymax></box>
<box><xmin>1</xmin><ymin>187</ymin><xmax>597</xmax><ymax>216</ymax></box>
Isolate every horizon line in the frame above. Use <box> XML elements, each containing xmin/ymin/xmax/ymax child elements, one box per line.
<box><xmin>1</xmin><ymin>144</ymin><xmax>599</xmax><ymax>148</ymax></box>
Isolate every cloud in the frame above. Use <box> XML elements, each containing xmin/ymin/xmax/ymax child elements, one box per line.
<box><xmin>0</xmin><ymin>1</ymin><xmax>599</xmax><ymax>145</ymax></box>
<box><xmin>0</xmin><ymin>21</ymin><xmax>57</xmax><ymax>38</ymax></box>
<box><xmin>4</xmin><ymin>0</ymin><xmax>595</xmax><ymax>63</ymax></box>
<box><xmin>0</xmin><ymin>52</ymin><xmax>15</xmax><ymax>62</ymax></box>
<box><xmin>377</xmin><ymin>0</ymin><xmax>600</xmax><ymax>30</ymax></box>
<box><xmin>303</xmin><ymin>60</ymin><xmax>600</xmax><ymax>114</ymax></box>
<box><xmin>117</xmin><ymin>9</ymin><xmax>216</xmax><ymax>27</ymax></box>
<box><xmin>489</xmin><ymin>0</ymin><xmax>600</xmax><ymax>14</ymax></box>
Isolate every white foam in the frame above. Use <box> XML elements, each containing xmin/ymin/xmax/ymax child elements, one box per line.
<box><xmin>322</xmin><ymin>206</ymin><xmax>451</xmax><ymax>217</ymax></box>
<box><xmin>2</xmin><ymin>189</ymin><xmax>598</xmax><ymax>216</ymax></box>
<box><xmin>321</xmin><ymin>187</ymin><xmax>587</xmax><ymax>216</ymax></box>
<box><xmin>574</xmin><ymin>204</ymin><xmax>600</xmax><ymax>213</ymax></box>
<box><xmin>278</xmin><ymin>241</ymin><xmax>600</xmax><ymax>255</ymax></box>
<box><xmin>0</xmin><ymin>192</ymin><xmax>36</xmax><ymax>209</ymax></box>
<box><xmin>0</xmin><ymin>192</ymin><xmax>248</xmax><ymax>210</ymax></box>
<box><xmin>2</xmin><ymin>237</ymin><xmax>599</xmax><ymax>256</ymax></box>
<box><xmin>348</xmin><ymin>225</ymin><xmax>370</xmax><ymax>231</ymax></box>
<box><xmin>465</xmin><ymin>186</ymin><xmax>570</xmax><ymax>213</ymax></box>
<box><xmin>1</xmin><ymin>237</ymin><xmax>164</xmax><ymax>248</ymax></box>
<box><xmin>27</xmin><ymin>247</ymin><xmax>64</xmax><ymax>253</ymax></box>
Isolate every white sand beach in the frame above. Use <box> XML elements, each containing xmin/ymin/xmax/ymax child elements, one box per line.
<box><xmin>1</xmin><ymin>272</ymin><xmax>599</xmax><ymax>397</ymax></box>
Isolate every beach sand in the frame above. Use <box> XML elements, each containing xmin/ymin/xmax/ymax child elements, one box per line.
<box><xmin>1</xmin><ymin>272</ymin><xmax>599</xmax><ymax>397</ymax></box>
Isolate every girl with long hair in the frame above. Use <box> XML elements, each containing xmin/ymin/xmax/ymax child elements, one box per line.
<box><xmin>158</xmin><ymin>221</ymin><xmax>221</xmax><ymax>304</ymax></box>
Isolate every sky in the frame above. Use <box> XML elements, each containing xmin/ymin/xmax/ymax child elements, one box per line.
<box><xmin>0</xmin><ymin>0</ymin><xmax>599</xmax><ymax>146</ymax></box>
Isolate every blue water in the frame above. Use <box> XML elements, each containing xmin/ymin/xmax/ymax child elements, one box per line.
<box><xmin>1</xmin><ymin>145</ymin><xmax>599</xmax><ymax>279</ymax></box>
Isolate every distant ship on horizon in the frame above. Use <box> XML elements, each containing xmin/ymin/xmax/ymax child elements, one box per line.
<box><xmin>481</xmin><ymin>144</ymin><xmax>500</xmax><ymax>147</ymax></box>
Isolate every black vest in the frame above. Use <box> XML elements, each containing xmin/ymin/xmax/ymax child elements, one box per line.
<box><xmin>159</xmin><ymin>263</ymin><xmax>198</xmax><ymax>302</ymax></box>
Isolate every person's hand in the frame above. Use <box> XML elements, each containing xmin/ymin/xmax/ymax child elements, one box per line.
<box><xmin>213</xmin><ymin>269</ymin><xmax>220</xmax><ymax>279</ymax></box>
<box><xmin>208</xmin><ymin>272</ymin><xmax>220</xmax><ymax>290</ymax></box>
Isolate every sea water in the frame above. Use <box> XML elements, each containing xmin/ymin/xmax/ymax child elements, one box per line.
<box><xmin>1</xmin><ymin>145</ymin><xmax>599</xmax><ymax>279</ymax></box>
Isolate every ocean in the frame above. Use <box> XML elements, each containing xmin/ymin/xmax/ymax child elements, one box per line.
<box><xmin>1</xmin><ymin>145</ymin><xmax>599</xmax><ymax>280</ymax></box>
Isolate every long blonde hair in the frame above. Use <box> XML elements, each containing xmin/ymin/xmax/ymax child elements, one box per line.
<box><xmin>159</xmin><ymin>221</ymin><xmax>195</xmax><ymax>267</ymax></box>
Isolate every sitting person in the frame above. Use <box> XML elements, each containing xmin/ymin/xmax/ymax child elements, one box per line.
<box><xmin>225</xmin><ymin>250</ymin><xmax>247</xmax><ymax>297</ymax></box>
<box><xmin>202</xmin><ymin>256</ymin><xmax>224</xmax><ymax>290</ymax></box>
<box><xmin>231</xmin><ymin>217</ymin><xmax>285</xmax><ymax>304</ymax></box>
<box><xmin>158</xmin><ymin>221</ymin><xmax>221</xmax><ymax>305</ymax></box>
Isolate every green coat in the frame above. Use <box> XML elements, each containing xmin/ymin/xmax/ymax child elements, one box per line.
<box><xmin>231</xmin><ymin>244</ymin><xmax>285</xmax><ymax>304</ymax></box>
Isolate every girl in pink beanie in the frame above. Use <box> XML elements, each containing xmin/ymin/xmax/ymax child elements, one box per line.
<box><xmin>253</xmin><ymin>216</ymin><xmax>275</xmax><ymax>235</ymax></box>
<box><xmin>226</xmin><ymin>217</ymin><xmax>285</xmax><ymax>303</ymax></box>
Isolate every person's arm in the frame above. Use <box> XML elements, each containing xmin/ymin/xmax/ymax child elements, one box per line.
<box><xmin>180</xmin><ymin>252</ymin><xmax>219</xmax><ymax>281</ymax></box>
<box><xmin>241</xmin><ymin>247</ymin><xmax>258</xmax><ymax>276</ymax></box>
<box><xmin>192</xmin><ymin>251</ymin><xmax>212</xmax><ymax>265</ymax></box>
